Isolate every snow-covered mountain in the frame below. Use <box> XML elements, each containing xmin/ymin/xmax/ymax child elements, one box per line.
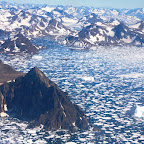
<box><xmin>0</xmin><ymin>2</ymin><xmax>144</xmax><ymax>32</ymax></box>
<box><xmin>62</xmin><ymin>21</ymin><xmax>144</xmax><ymax>47</ymax></box>
<box><xmin>0</xmin><ymin>3</ymin><xmax>74</xmax><ymax>38</ymax></box>
<box><xmin>0</xmin><ymin>11</ymin><xmax>73</xmax><ymax>38</ymax></box>
<box><xmin>38</xmin><ymin>6</ymin><xmax>144</xmax><ymax>30</ymax></box>
<box><xmin>0</xmin><ymin>2</ymin><xmax>143</xmax><ymax>47</ymax></box>
<box><xmin>0</xmin><ymin>34</ymin><xmax>41</xmax><ymax>54</ymax></box>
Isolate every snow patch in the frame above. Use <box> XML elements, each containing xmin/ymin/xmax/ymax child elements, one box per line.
<box><xmin>89</xmin><ymin>35</ymin><xmax>97</xmax><ymax>43</ymax></box>
<box><xmin>122</xmin><ymin>36</ymin><xmax>135</xmax><ymax>43</ymax></box>
<box><xmin>60</xmin><ymin>102</ymin><xmax>66</xmax><ymax>117</ymax></box>
<box><xmin>0</xmin><ymin>40</ymin><xmax>4</xmax><ymax>44</ymax></box>
<box><xmin>111</xmin><ymin>20</ymin><xmax>120</xmax><ymax>26</ymax></box>
<box><xmin>53</xmin><ymin>11</ymin><xmax>61</xmax><ymax>16</ymax></box>
<box><xmin>32</xmin><ymin>31</ymin><xmax>40</xmax><ymax>36</ymax></box>
<box><xmin>41</xmin><ymin>6</ymin><xmax>55</xmax><ymax>12</ymax></box>
<box><xmin>62</xmin><ymin>17</ymin><xmax>78</xmax><ymax>24</ymax></box>
<box><xmin>0</xmin><ymin>112</ymin><xmax>9</xmax><ymax>117</ymax></box>
<box><xmin>111</xmin><ymin>10</ymin><xmax>119</xmax><ymax>15</ymax></box>
<box><xmin>130</xmin><ymin>23</ymin><xmax>141</xmax><ymax>29</ymax></box>
<box><xmin>4</xmin><ymin>104</ymin><xmax>8</xmax><ymax>111</ymax></box>
<box><xmin>63</xmin><ymin>111</ymin><xmax>66</xmax><ymax>117</ymax></box>
<box><xmin>72</xmin><ymin>122</ymin><xmax>76</xmax><ymax>126</ymax></box>
<box><xmin>4</xmin><ymin>48</ymin><xmax>10</xmax><ymax>52</ymax></box>
<box><xmin>13</xmin><ymin>41</ymin><xmax>20</xmax><ymax>52</ymax></box>
<box><xmin>106</xmin><ymin>27</ymin><xmax>114</xmax><ymax>37</ymax></box>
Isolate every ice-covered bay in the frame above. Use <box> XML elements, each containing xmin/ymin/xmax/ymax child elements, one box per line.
<box><xmin>0</xmin><ymin>39</ymin><xmax>144</xmax><ymax>143</ymax></box>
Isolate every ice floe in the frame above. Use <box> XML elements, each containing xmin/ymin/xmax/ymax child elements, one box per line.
<box><xmin>135</xmin><ymin>105</ymin><xmax>144</xmax><ymax>118</ymax></box>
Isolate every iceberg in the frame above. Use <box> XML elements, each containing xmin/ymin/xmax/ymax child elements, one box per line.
<box><xmin>135</xmin><ymin>105</ymin><xmax>144</xmax><ymax>118</ymax></box>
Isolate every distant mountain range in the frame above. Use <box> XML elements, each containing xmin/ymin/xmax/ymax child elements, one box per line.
<box><xmin>62</xmin><ymin>20</ymin><xmax>144</xmax><ymax>47</ymax></box>
<box><xmin>0</xmin><ymin>61</ymin><xmax>88</xmax><ymax>131</ymax></box>
<box><xmin>0</xmin><ymin>1</ymin><xmax>143</xmax><ymax>48</ymax></box>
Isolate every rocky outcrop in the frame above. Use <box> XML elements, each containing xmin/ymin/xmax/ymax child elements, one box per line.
<box><xmin>0</xmin><ymin>91</ymin><xmax>8</xmax><ymax>117</ymax></box>
<box><xmin>0</xmin><ymin>67</ymin><xmax>88</xmax><ymax>132</ymax></box>
<box><xmin>0</xmin><ymin>60</ymin><xmax>24</xmax><ymax>116</ymax></box>
<box><xmin>0</xmin><ymin>60</ymin><xmax>24</xmax><ymax>83</ymax></box>
<box><xmin>0</xmin><ymin>91</ymin><xmax>4</xmax><ymax>112</ymax></box>
<box><xmin>0</xmin><ymin>34</ymin><xmax>39</xmax><ymax>54</ymax></box>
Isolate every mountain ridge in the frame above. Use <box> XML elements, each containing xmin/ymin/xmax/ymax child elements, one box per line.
<box><xmin>0</xmin><ymin>33</ymin><xmax>42</xmax><ymax>54</ymax></box>
<box><xmin>0</xmin><ymin>2</ymin><xmax>143</xmax><ymax>37</ymax></box>
<box><xmin>62</xmin><ymin>21</ymin><xmax>144</xmax><ymax>47</ymax></box>
<box><xmin>0</xmin><ymin>2</ymin><xmax>143</xmax><ymax>48</ymax></box>
<box><xmin>0</xmin><ymin>66</ymin><xmax>88</xmax><ymax>132</ymax></box>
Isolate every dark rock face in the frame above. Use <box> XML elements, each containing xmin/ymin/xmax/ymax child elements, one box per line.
<box><xmin>0</xmin><ymin>60</ymin><xmax>24</xmax><ymax>113</ymax></box>
<box><xmin>113</xmin><ymin>23</ymin><xmax>129</xmax><ymax>39</ymax></box>
<box><xmin>0</xmin><ymin>91</ymin><xmax>5</xmax><ymax>113</ymax></box>
<box><xmin>0</xmin><ymin>34</ymin><xmax>38</xmax><ymax>54</ymax></box>
<box><xmin>112</xmin><ymin>23</ymin><xmax>138</xmax><ymax>40</ymax></box>
<box><xmin>0</xmin><ymin>67</ymin><xmax>88</xmax><ymax>131</ymax></box>
<box><xmin>136</xmin><ymin>20</ymin><xmax>144</xmax><ymax>31</ymax></box>
<box><xmin>0</xmin><ymin>60</ymin><xmax>24</xmax><ymax>83</ymax></box>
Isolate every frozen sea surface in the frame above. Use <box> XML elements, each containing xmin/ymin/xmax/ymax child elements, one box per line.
<box><xmin>0</xmin><ymin>39</ymin><xmax>144</xmax><ymax>143</ymax></box>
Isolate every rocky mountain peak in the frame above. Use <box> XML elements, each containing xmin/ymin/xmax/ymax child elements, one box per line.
<box><xmin>0</xmin><ymin>67</ymin><xmax>88</xmax><ymax>132</ymax></box>
<box><xmin>86</xmin><ymin>13</ymin><xmax>103</xmax><ymax>24</ymax></box>
<box><xmin>0</xmin><ymin>33</ymin><xmax>39</xmax><ymax>54</ymax></box>
<box><xmin>23</xmin><ymin>66</ymin><xmax>51</xmax><ymax>86</ymax></box>
<box><xmin>113</xmin><ymin>22</ymin><xmax>129</xmax><ymax>39</ymax></box>
<box><xmin>27</xmin><ymin>66</ymin><xmax>44</xmax><ymax>77</ymax></box>
<box><xmin>63</xmin><ymin>20</ymin><xmax>144</xmax><ymax>47</ymax></box>
<box><xmin>49</xmin><ymin>19</ymin><xmax>57</xmax><ymax>26</ymax></box>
